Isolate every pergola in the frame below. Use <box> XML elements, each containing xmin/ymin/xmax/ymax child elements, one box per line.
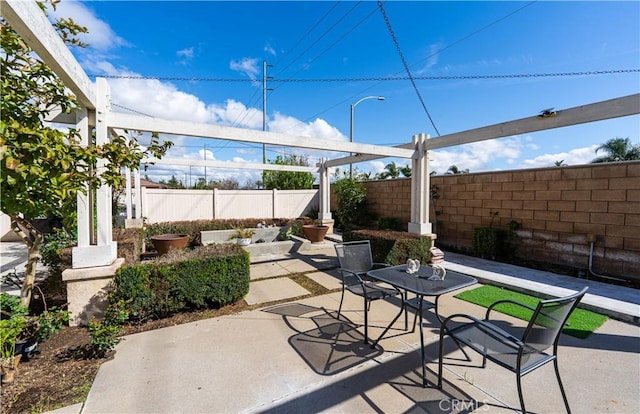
<box><xmin>4</xmin><ymin>0</ymin><xmax>639</xmax><ymax>271</ymax></box>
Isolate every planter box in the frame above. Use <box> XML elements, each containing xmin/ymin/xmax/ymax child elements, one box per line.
<box><xmin>201</xmin><ymin>227</ymin><xmax>288</xmax><ymax>245</ymax></box>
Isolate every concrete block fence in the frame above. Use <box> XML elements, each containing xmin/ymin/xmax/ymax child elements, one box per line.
<box><xmin>351</xmin><ymin>161</ymin><xmax>639</xmax><ymax>281</ymax></box>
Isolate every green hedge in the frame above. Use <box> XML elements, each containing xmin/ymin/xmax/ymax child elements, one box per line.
<box><xmin>110</xmin><ymin>244</ymin><xmax>250</xmax><ymax>321</ymax></box>
<box><xmin>343</xmin><ymin>229</ymin><xmax>433</xmax><ymax>265</ymax></box>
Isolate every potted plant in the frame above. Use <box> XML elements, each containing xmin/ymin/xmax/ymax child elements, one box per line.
<box><xmin>228</xmin><ymin>228</ymin><xmax>255</xmax><ymax>246</ymax></box>
<box><xmin>301</xmin><ymin>220</ymin><xmax>329</xmax><ymax>243</ymax></box>
<box><xmin>150</xmin><ymin>233</ymin><xmax>190</xmax><ymax>255</ymax></box>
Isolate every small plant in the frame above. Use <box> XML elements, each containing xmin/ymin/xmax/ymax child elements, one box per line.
<box><xmin>88</xmin><ymin>320</ymin><xmax>122</xmax><ymax>358</ymax></box>
<box><xmin>34</xmin><ymin>307</ymin><xmax>70</xmax><ymax>342</ymax></box>
<box><xmin>228</xmin><ymin>227</ymin><xmax>255</xmax><ymax>240</ymax></box>
<box><xmin>88</xmin><ymin>300</ymin><xmax>129</xmax><ymax>358</ymax></box>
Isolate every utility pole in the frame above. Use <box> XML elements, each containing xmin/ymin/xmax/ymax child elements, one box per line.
<box><xmin>262</xmin><ymin>60</ymin><xmax>273</xmax><ymax>163</ymax></box>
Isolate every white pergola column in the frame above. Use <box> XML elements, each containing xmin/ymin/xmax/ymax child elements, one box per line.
<box><xmin>318</xmin><ymin>158</ymin><xmax>333</xmax><ymax>224</ymax></box>
<box><xmin>75</xmin><ymin>107</ymin><xmax>91</xmax><ymax>248</ymax></box>
<box><xmin>71</xmin><ymin>78</ymin><xmax>117</xmax><ymax>268</ymax></box>
<box><xmin>408</xmin><ymin>133</ymin><xmax>432</xmax><ymax>235</ymax></box>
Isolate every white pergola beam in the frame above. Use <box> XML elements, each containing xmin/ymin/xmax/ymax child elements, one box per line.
<box><xmin>326</xmin><ymin>93</ymin><xmax>640</xmax><ymax>167</ymax></box>
<box><xmin>143</xmin><ymin>157</ymin><xmax>318</xmax><ymax>173</ymax></box>
<box><xmin>110</xmin><ymin>112</ymin><xmax>415</xmax><ymax>159</ymax></box>
<box><xmin>2</xmin><ymin>0</ymin><xmax>96</xmax><ymax>109</ymax></box>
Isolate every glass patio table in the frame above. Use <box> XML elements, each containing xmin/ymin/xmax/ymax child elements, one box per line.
<box><xmin>366</xmin><ymin>264</ymin><xmax>477</xmax><ymax>386</ymax></box>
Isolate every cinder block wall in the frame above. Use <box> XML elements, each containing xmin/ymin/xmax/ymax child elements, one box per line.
<box><xmin>349</xmin><ymin>161</ymin><xmax>639</xmax><ymax>280</ymax></box>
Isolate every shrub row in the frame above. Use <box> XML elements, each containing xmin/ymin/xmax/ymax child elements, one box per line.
<box><xmin>109</xmin><ymin>244</ymin><xmax>250</xmax><ymax>321</ymax></box>
<box><xmin>343</xmin><ymin>229</ymin><xmax>433</xmax><ymax>265</ymax></box>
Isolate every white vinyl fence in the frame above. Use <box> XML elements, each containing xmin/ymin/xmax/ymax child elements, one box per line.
<box><xmin>140</xmin><ymin>188</ymin><xmax>318</xmax><ymax>223</ymax></box>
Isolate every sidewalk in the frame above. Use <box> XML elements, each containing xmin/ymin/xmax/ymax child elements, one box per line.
<box><xmin>70</xmin><ymin>242</ymin><xmax>639</xmax><ymax>414</ymax></box>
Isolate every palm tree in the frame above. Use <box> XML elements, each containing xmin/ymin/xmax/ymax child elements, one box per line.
<box><xmin>377</xmin><ymin>161</ymin><xmax>400</xmax><ymax>179</ymax></box>
<box><xmin>445</xmin><ymin>165</ymin><xmax>469</xmax><ymax>174</ymax></box>
<box><xmin>400</xmin><ymin>165</ymin><xmax>412</xmax><ymax>178</ymax></box>
<box><xmin>554</xmin><ymin>160</ymin><xmax>568</xmax><ymax>167</ymax></box>
<box><xmin>591</xmin><ymin>137</ymin><xmax>640</xmax><ymax>163</ymax></box>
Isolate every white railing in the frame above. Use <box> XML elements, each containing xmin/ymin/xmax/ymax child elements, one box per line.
<box><xmin>140</xmin><ymin>188</ymin><xmax>318</xmax><ymax>223</ymax></box>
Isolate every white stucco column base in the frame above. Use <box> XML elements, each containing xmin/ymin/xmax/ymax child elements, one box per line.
<box><xmin>408</xmin><ymin>222</ymin><xmax>432</xmax><ymax>235</ymax></box>
<box><xmin>319</xmin><ymin>218</ymin><xmax>335</xmax><ymax>234</ymax></box>
<box><xmin>125</xmin><ymin>218</ymin><xmax>144</xmax><ymax>229</ymax></box>
<box><xmin>62</xmin><ymin>258</ymin><xmax>125</xmax><ymax>326</ymax></box>
<box><xmin>71</xmin><ymin>242</ymin><xmax>117</xmax><ymax>269</ymax></box>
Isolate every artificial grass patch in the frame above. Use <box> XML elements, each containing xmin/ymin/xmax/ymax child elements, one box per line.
<box><xmin>454</xmin><ymin>285</ymin><xmax>608</xmax><ymax>339</ymax></box>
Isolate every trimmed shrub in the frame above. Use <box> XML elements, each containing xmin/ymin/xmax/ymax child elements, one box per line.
<box><xmin>473</xmin><ymin>227</ymin><xmax>507</xmax><ymax>260</ymax></box>
<box><xmin>344</xmin><ymin>229</ymin><xmax>432</xmax><ymax>265</ymax></box>
<box><xmin>110</xmin><ymin>244</ymin><xmax>250</xmax><ymax>321</ymax></box>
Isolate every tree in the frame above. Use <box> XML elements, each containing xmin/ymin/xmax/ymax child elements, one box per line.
<box><xmin>0</xmin><ymin>2</ymin><xmax>171</xmax><ymax>306</ymax></box>
<box><xmin>445</xmin><ymin>165</ymin><xmax>469</xmax><ymax>174</ymax></box>
<box><xmin>554</xmin><ymin>160</ymin><xmax>568</xmax><ymax>167</ymax></box>
<box><xmin>262</xmin><ymin>154</ymin><xmax>315</xmax><ymax>190</ymax></box>
<box><xmin>591</xmin><ymin>137</ymin><xmax>640</xmax><ymax>163</ymax></box>
<box><xmin>164</xmin><ymin>176</ymin><xmax>185</xmax><ymax>188</ymax></box>
<box><xmin>376</xmin><ymin>161</ymin><xmax>400</xmax><ymax>179</ymax></box>
<box><xmin>400</xmin><ymin>164</ymin><xmax>412</xmax><ymax>178</ymax></box>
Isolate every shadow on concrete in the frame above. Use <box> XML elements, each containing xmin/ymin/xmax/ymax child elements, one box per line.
<box><xmin>264</xmin><ymin>303</ymin><xmax>384</xmax><ymax>376</ymax></box>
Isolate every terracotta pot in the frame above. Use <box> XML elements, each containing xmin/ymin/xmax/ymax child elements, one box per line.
<box><xmin>302</xmin><ymin>225</ymin><xmax>329</xmax><ymax>243</ymax></box>
<box><xmin>150</xmin><ymin>234</ymin><xmax>190</xmax><ymax>255</ymax></box>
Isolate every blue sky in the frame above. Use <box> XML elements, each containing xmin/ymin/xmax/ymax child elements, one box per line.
<box><xmin>50</xmin><ymin>1</ymin><xmax>639</xmax><ymax>185</ymax></box>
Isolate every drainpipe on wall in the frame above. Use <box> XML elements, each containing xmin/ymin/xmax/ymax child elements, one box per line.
<box><xmin>586</xmin><ymin>233</ymin><xmax>609</xmax><ymax>279</ymax></box>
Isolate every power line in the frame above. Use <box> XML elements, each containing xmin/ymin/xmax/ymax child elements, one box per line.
<box><xmin>92</xmin><ymin>68</ymin><xmax>639</xmax><ymax>84</ymax></box>
<box><xmin>378</xmin><ymin>0</ymin><xmax>440</xmax><ymax>136</ymax></box>
<box><xmin>283</xmin><ymin>3</ymin><xmax>379</xmax><ymax>82</ymax></box>
<box><xmin>272</xmin><ymin>1</ymin><xmax>340</xmax><ymax>69</ymax></box>
<box><xmin>273</xmin><ymin>1</ymin><xmax>362</xmax><ymax>78</ymax></box>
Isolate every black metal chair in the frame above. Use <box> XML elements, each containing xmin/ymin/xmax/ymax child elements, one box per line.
<box><xmin>438</xmin><ymin>286</ymin><xmax>588</xmax><ymax>414</ymax></box>
<box><xmin>334</xmin><ymin>240</ymin><xmax>401</xmax><ymax>344</ymax></box>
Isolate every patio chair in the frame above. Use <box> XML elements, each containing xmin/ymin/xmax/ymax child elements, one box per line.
<box><xmin>437</xmin><ymin>286</ymin><xmax>588</xmax><ymax>413</ymax></box>
<box><xmin>334</xmin><ymin>240</ymin><xmax>401</xmax><ymax>344</ymax></box>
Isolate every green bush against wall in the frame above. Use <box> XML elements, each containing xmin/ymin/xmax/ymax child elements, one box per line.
<box><xmin>344</xmin><ymin>229</ymin><xmax>433</xmax><ymax>265</ymax></box>
<box><xmin>110</xmin><ymin>244</ymin><xmax>250</xmax><ymax>321</ymax></box>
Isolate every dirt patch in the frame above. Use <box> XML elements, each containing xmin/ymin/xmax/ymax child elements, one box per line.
<box><xmin>1</xmin><ymin>327</ymin><xmax>102</xmax><ymax>413</ymax></box>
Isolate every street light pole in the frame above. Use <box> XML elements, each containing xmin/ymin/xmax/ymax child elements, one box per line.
<box><xmin>349</xmin><ymin>96</ymin><xmax>385</xmax><ymax>178</ymax></box>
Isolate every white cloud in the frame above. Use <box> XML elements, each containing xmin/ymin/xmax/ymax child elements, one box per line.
<box><xmin>519</xmin><ymin>145</ymin><xmax>598</xmax><ymax>168</ymax></box>
<box><xmin>428</xmin><ymin>137</ymin><xmax>523</xmax><ymax>174</ymax></box>
<box><xmin>50</xmin><ymin>0</ymin><xmax>128</xmax><ymax>51</ymax></box>
<box><xmin>229</xmin><ymin>57</ymin><xmax>260</xmax><ymax>79</ymax></box>
<box><xmin>264</xmin><ymin>44</ymin><xmax>276</xmax><ymax>56</ymax></box>
<box><xmin>176</xmin><ymin>47</ymin><xmax>195</xmax><ymax>64</ymax></box>
<box><xmin>209</xmin><ymin>99</ymin><xmax>263</xmax><ymax>129</ymax></box>
<box><xmin>369</xmin><ymin>160</ymin><xmax>386</xmax><ymax>175</ymax></box>
<box><xmin>269</xmin><ymin>113</ymin><xmax>346</xmax><ymax>142</ymax></box>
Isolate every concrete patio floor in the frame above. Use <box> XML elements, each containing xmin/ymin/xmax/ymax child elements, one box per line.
<box><xmin>2</xmin><ymin>240</ymin><xmax>636</xmax><ymax>413</ymax></box>
<box><xmin>70</xmin><ymin>242</ymin><xmax>639</xmax><ymax>414</ymax></box>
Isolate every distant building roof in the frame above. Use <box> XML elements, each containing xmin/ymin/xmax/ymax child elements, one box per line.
<box><xmin>139</xmin><ymin>178</ymin><xmax>167</xmax><ymax>189</ymax></box>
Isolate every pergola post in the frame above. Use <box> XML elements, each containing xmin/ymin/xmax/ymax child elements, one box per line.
<box><xmin>71</xmin><ymin>78</ymin><xmax>118</xmax><ymax>268</ymax></box>
<box><xmin>318</xmin><ymin>158</ymin><xmax>334</xmax><ymax>231</ymax></box>
<box><xmin>408</xmin><ymin>133</ymin><xmax>433</xmax><ymax>236</ymax></box>
<box><xmin>75</xmin><ymin>107</ymin><xmax>91</xmax><ymax>248</ymax></box>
